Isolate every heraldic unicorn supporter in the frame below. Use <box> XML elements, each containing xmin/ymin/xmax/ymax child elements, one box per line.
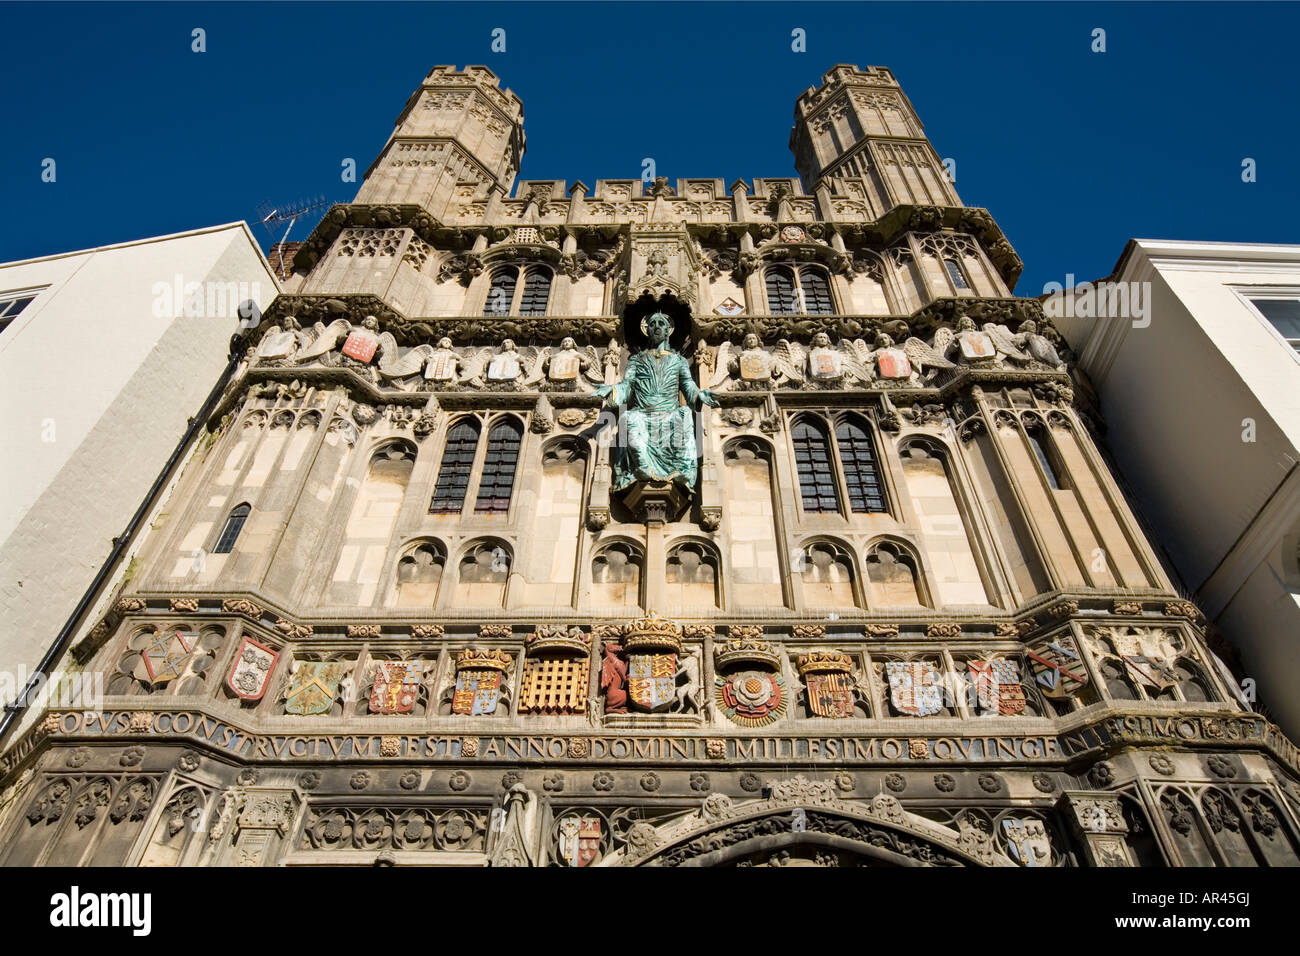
<box><xmin>0</xmin><ymin>63</ymin><xmax>1297</xmax><ymax>869</ymax></box>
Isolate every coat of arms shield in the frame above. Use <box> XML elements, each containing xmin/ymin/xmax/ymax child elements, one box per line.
<box><xmin>968</xmin><ymin>658</ymin><xmax>1026</xmax><ymax>715</ymax></box>
<box><xmin>886</xmin><ymin>661</ymin><xmax>943</xmax><ymax>716</ymax></box>
<box><xmin>342</xmin><ymin>330</ymin><xmax>379</xmax><ymax>363</ymax></box>
<box><xmin>226</xmin><ymin>636</ymin><xmax>278</xmax><ymax>701</ymax></box>
<box><xmin>487</xmin><ymin>353</ymin><xmax>520</xmax><ymax>381</ymax></box>
<box><xmin>453</xmin><ymin>669</ymin><xmax>504</xmax><ymax>715</ymax></box>
<box><xmin>1108</xmin><ymin>630</ymin><xmax>1179</xmax><ymax>691</ymax></box>
<box><xmin>627</xmin><ymin>653</ymin><xmax>676</xmax><ymax>712</ymax></box>
<box><xmin>808</xmin><ymin>347</ymin><xmax>841</xmax><ymax>380</ymax></box>
<box><xmin>739</xmin><ymin>351</ymin><xmax>773</xmax><ymax>381</ymax></box>
<box><xmin>558</xmin><ymin>815</ymin><xmax>602</xmax><ymax>867</ymax></box>
<box><xmin>957</xmin><ymin>330</ymin><xmax>996</xmax><ymax>362</ymax></box>
<box><xmin>285</xmin><ymin>661</ymin><xmax>348</xmax><ymax>716</ymax></box>
<box><xmin>805</xmin><ymin>671</ymin><xmax>855</xmax><ymax>719</ymax></box>
<box><xmin>426</xmin><ymin>352</ymin><xmax>458</xmax><ymax>380</ymax></box>
<box><xmin>876</xmin><ymin>348</ymin><xmax>913</xmax><ymax>379</ymax></box>
<box><xmin>1027</xmin><ymin>636</ymin><xmax>1089</xmax><ymax>698</ymax></box>
<box><xmin>368</xmin><ymin>660</ymin><xmax>422</xmax><ymax>714</ymax></box>
<box><xmin>134</xmin><ymin>627</ymin><xmax>199</xmax><ymax>685</ymax></box>
<box><xmin>1001</xmin><ymin>817</ymin><xmax>1051</xmax><ymax>867</ymax></box>
<box><xmin>548</xmin><ymin>353</ymin><xmax>580</xmax><ymax>381</ymax></box>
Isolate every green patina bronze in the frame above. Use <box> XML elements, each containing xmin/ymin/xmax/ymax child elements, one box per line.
<box><xmin>596</xmin><ymin>312</ymin><xmax>719</xmax><ymax>492</ymax></box>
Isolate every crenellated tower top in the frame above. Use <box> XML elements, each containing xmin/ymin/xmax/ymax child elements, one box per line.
<box><xmin>789</xmin><ymin>63</ymin><xmax>958</xmax><ymax>206</ymax></box>
<box><xmin>355</xmin><ymin>64</ymin><xmax>527</xmax><ymax>218</ymax></box>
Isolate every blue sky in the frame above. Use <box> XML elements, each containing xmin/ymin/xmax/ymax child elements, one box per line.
<box><xmin>2</xmin><ymin>1</ymin><xmax>1298</xmax><ymax>294</ymax></box>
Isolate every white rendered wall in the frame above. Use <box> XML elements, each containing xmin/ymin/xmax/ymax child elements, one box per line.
<box><xmin>0</xmin><ymin>224</ymin><xmax>278</xmax><ymax>702</ymax></box>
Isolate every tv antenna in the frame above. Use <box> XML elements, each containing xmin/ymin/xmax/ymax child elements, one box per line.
<box><xmin>256</xmin><ymin>195</ymin><xmax>333</xmax><ymax>276</ymax></box>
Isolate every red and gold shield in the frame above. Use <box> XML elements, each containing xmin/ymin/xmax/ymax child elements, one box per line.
<box><xmin>628</xmin><ymin>653</ymin><xmax>676</xmax><ymax>712</ymax></box>
<box><xmin>806</xmin><ymin>671</ymin><xmax>855</xmax><ymax>718</ymax></box>
<box><xmin>968</xmin><ymin>659</ymin><xmax>1026</xmax><ymax>715</ymax></box>
<box><xmin>369</xmin><ymin>660</ymin><xmax>421</xmax><ymax>714</ymax></box>
<box><xmin>342</xmin><ymin>330</ymin><xmax>379</xmax><ymax>362</ymax></box>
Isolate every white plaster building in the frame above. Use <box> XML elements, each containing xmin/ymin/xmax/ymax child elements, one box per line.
<box><xmin>0</xmin><ymin>223</ymin><xmax>279</xmax><ymax>704</ymax></box>
<box><xmin>1047</xmin><ymin>239</ymin><xmax>1300</xmax><ymax>736</ymax></box>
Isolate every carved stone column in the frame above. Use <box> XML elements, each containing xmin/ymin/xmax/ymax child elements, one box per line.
<box><xmin>487</xmin><ymin>784</ymin><xmax>540</xmax><ymax>867</ymax></box>
<box><xmin>204</xmin><ymin>787</ymin><xmax>301</xmax><ymax>867</ymax></box>
<box><xmin>1060</xmin><ymin>791</ymin><xmax>1135</xmax><ymax>867</ymax></box>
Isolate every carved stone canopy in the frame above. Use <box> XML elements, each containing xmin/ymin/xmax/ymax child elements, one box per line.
<box><xmin>618</xmin><ymin>479</ymin><xmax>690</xmax><ymax>525</ymax></box>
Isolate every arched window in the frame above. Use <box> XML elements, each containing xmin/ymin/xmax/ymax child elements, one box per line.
<box><xmin>395</xmin><ymin>541</ymin><xmax>446</xmax><ymax>608</ymax></box>
<box><xmin>591</xmin><ymin>542</ymin><xmax>643</xmax><ymax>607</ymax></box>
<box><xmin>455</xmin><ymin>540</ymin><xmax>511</xmax><ymax>607</ymax></box>
<box><xmin>800</xmin><ymin>540</ymin><xmax>858</xmax><ymax>608</ymax></box>
<box><xmin>1026</xmin><ymin>427</ymin><xmax>1067</xmax><ymax>490</ymax></box>
<box><xmin>792</xmin><ymin>418</ymin><xmax>839</xmax><ymax>513</ymax></box>
<box><xmin>484</xmin><ymin>264</ymin><xmax>552</xmax><ymax>316</ymax></box>
<box><xmin>765</xmin><ymin>265</ymin><xmax>835</xmax><ymax>314</ymax></box>
<box><xmin>865</xmin><ymin>541</ymin><xmax>924</xmax><ymax>606</ymax></box>
<box><xmin>765</xmin><ymin>266</ymin><xmax>798</xmax><ymax>313</ymax></box>
<box><xmin>835</xmin><ymin>418</ymin><xmax>887</xmax><ymax>513</ymax></box>
<box><xmin>484</xmin><ymin>266</ymin><xmax>518</xmax><ymax>316</ymax></box>
<box><xmin>518</xmin><ymin>268</ymin><xmax>553</xmax><ymax>316</ymax></box>
<box><xmin>475</xmin><ymin>417</ymin><xmax>523</xmax><ymax>513</ymax></box>
<box><xmin>666</xmin><ymin>542</ymin><xmax>720</xmax><ymax>609</ymax></box>
<box><xmin>430</xmin><ymin>418</ymin><xmax>481</xmax><ymax>513</ymax></box>
<box><xmin>944</xmin><ymin>258</ymin><xmax>970</xmax><ymax>291</ymax></box>
<box><xmin>213</xmin><ymin>504</ymin><xmax>250</xmax><ymax>554</ymax></box>
<box><xmin>799</xmin><ymin>267</ymin><xmax>834</xmax><ymax>314</ymax></box>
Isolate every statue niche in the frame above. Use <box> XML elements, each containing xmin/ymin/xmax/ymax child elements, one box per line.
<box><xmin>597</xmin><ymin>310</ymin><xmax>718</xmax><ymax>523</ymax></box>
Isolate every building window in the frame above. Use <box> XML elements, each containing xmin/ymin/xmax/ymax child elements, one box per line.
<box><xmin>484</xmin><ymin>267</ymin><xmax>519</xmax><ymax>316</ymax></box>
<box><xmin>799</xmin><ymin>267</ymin><xmax>834</xmax><ymax>314</ymax></box>
<box><xmin>1026</xmin><ymin>427</ymin><xmax>1067</xmax><ymax>490</ymax></box>
<box><xmin>213</xmin><ymin>504</ymin><xmax>250</xmax><ymax>554</ymax></box>
<box><xmin>430</xmin><ymin>418</ymin><xmax>482</xmax><ymax>513</ymax></box>
<box><xmin>484</xmin><ymin>265</ymin><xmax>552</xmax><ymax>317</ymax></box>
<box><xmin>794</xmin><ymin>414</ymin><xmax>889</xmax><ymax>516</ymax></box>
<box><xmin>836</xmin><ymin>418</ymin><xmax>887</xmax><ymax>513</ymax></box>
<box><xmin>1248</xmin><ymin>297</ymin><xmax>1300</xmax><ymax>353</ymax></box>
<box><xmin>0</xmin><ymin>289</ymin><xmax>41</xmax><ymax>334</ymax></box>
<box><xmin>765</xmin><ymin>266</ymin><xmax>798</xmax><ymax>313</ymax></box>
<box><xmin>475</xmin><ymin>417</ymin><xmax>523</xmax><ymax>513</ymax></box>
<box><xmin>518</xmin><ymin>269</ymin><xmax>552</xmax><ymax>316</ymax></box>
<box><xmin>764</xmin><ymin>265</ymin><xmax>834</xmax><ymax>314</ymax></box>
<box><xmin>793</xmin><ymin>418</ymin><xmax>840</xmax><ymax>513</ymax></box>
<box><xmin>944</xmin><ymin>258</ymin><xmax>971</xmax><ymax>291</ymax></box>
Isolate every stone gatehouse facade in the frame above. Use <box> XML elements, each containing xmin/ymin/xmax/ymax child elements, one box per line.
<box><xmin>2</xmin><ymin>64</ymin><xmax>1298</xmax><ymax>867</ymax></box>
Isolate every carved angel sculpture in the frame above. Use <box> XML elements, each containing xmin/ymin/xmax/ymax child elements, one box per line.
<box><xmin>254</xmin><ymin>315</ymin><xmax>309</xmax><ymax>363</ymax></box>
<box><xmin>948</xmin><ymin>316</ymin><xmax>997</xmax><ymax>364</ymax></box>
<box><xmin>545</xmin><ymin>336</ymin><xmax>605</xmax><ymax>391</ymax></box>
<box><xmin>902</xmin><ymin>334</ymin><xmax>955</xmax><ymax>381</ymax></box>
<box><xmin>458</xmin><ymin>339</ymin><xmax>546</xmax><ymax>388</ymax></box>
<box><xmin>712</xmin><ymin>333</ymin><xmax>776</xmax><ymax>389</ymax></box>
<box><xmin>868</xmin><ymin>332</ymin><xmax>916</xmax><ymax>382</ymax></box>
<box><xmin>982</xmin><ymin>322</ymin><xmax>1032</xmax><ymax>365</ymax></box>
<box><xmin>291</xmin><ymin>318</ymin><xmax>354</xmax><ymax>365</ymax></box>
<box><xmin>1016</xmin><ymin>320</ymin><xmax>1063</xmax><ymax>368</ymax></box>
